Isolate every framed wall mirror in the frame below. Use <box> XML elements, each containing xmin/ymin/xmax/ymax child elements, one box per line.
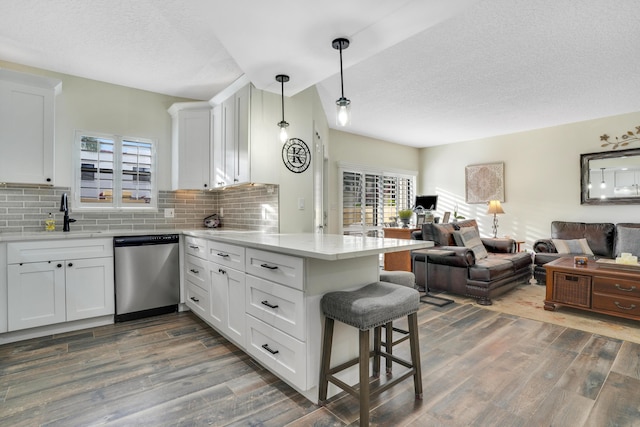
<box><xmin>581</xmin><ymin>147</ymin><xmax>640</xmax><ymax>205</ymax></box>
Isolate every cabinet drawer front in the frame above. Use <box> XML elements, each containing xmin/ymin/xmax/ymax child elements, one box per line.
<box><xmin>185</xmin><ymin>254</ymin><xmax>209</xmax><ymax>290</ymax></box>
<box><xmin>246</xmin><ymin>248</ymin><xmax>304</xmax><ymax>290</ymax></box>
<box><xmin>8</xmin><ymin>238</ymin><xmax>113</xmax><ymax>264</ymax></box>
<box><xmin>208</xmin><ymin>241</ymin><xmax>245</xmax><ymax>271</ymax></box>
<box><xmin>592</xmin><ymin>293</ymin><xmax>640</xmax><ymax>317</ymax></box>
<box><xmin>246</xmin><ymin>275</ymin><xmax>304</xmax><ymax>341</ymax></box>
<box><xmin>185</xmin><ymin>281</ymin><xmax>209</xmax><ymax>319</ymax></box>
<box><xmin>245</xmin><ymin>315</ymin><xmax>306</xmax><ymax>390</ymax></box>
<box><xmin>552</xmin><ymin>272</ymin><xmax>591</xmax><ymax>307</ymax></box>
<box><xmin>593</xmin><ymin>276</ymin><xmax>640</xmax><ymax>298</ymax></box>
<box><xmin>184</xmin><ymin>236</ymin><xmax>207</xmax><ymax>260</ymax></box>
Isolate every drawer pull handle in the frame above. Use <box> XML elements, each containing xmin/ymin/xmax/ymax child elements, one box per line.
<box><xmin>217</xmin><ymin>253</ymin><xmax>230</xmax><ymax>258</ymax></box>
<box><xmin>261</xmin><ymin>300</ymin><xmax>279</xmax><ymax>309</ymax></box>
<box><xmin>260</xmin><ymin>263</ymin><xmax>278</xmax><ymax>270</ymax></box>
<box><xmin>614</xmin><ymin>302</ymin><xmax>636</xmax><ymax>311</ymax></box>
<box><xmin>190</xmin><ymin>297</ymin><xmax>200</xmax><ymax>302</ymax></box>
<box><xmin>261</xmin><ymin>344</ymin><xmax>279</xmax><ymax>355</ymax></box>
<box><xmin>219</xmin><ymin>268</ymin><xmax>226</xmax><ymax>275</ymax></box>
<box><xmin>565</xmin><ymin>276</ymin><xmax>578</xmax><ymax>282</ymax></box>
<box><xmin>189</xmin><ymin>245</ymin><xmax>199</xmax><ymax>250</ymax></box>
<box><xmin>190</xmin><ymin>269</ymin><xmax>199</xmax><ymax>274</ymax></box>
<box><xmin>615</xmin><ymin>284</ymin><xmax>636</xmax><ymax>292</ymax></box>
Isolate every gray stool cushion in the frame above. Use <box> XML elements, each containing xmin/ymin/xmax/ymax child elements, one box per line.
<box><xmin>380</xmin><ymin>270</ymin><xmax>415</xmax><ymax>288</ymax></box>
<box><xmin>321</xmin><ymin>281</ymin><xmax>419</xmax><ymax>330</ymax></box>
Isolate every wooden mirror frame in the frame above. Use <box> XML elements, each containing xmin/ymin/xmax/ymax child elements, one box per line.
<box><xmin>581</xmin><ymin>147</ymin><xmax>640</xmax><ymax>205</ymax></box>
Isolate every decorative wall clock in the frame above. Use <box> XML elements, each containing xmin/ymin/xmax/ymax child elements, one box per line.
<box><xmin>282</xmin><ymin>138</ymin><xmax>311</xmax><ymax>173</ymax></box>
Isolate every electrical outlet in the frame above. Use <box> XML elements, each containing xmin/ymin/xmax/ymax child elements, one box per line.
<box><xmin>164</xmin><ymin>208</ymin><xmax>175</xmax><ymax>218</ymax></box>
<box><xmin>298</xmin><ymin>198</ymin><xmax>305</xmax><ymax>210</ymax></box>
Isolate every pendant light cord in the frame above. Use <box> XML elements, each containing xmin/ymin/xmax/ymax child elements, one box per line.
<box><xmin>339</xmin><ymin>44</ymin><xmax>345</xmax><ymax>99</ymax></box>
<box><xmin>280</xmin><ymin>78</ymin><xmax>285</xmax><ymax>122</ymax></box>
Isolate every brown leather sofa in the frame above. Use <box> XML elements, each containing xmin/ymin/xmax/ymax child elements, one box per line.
<box><xmin>533</xmin><ymin>221</ymin><xmax>640</xmax><ymax>283</ymax></box>
<box><xmin>411</xmin><ymin>219</ymin><xmax>532</xmax><ymax>305</ymax></box>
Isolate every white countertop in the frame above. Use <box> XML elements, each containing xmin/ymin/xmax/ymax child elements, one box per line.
<box><xmin>185</xmin><ymin>230</ymin><xmax>432</xmax><ymax>260</ymax></box>
<box><xmin>0</xmin><ymin>229</ymin><xmax>432</xmax><ymax>261</ymax></box>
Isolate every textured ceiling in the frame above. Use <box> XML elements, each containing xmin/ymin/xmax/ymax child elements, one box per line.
<box><xmin>1</xmin><ymin>0</ymin><xmax>639</xmax><ymax>147</ymax></box>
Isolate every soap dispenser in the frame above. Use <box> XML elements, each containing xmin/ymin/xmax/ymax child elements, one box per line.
<box><xmin>45</xmin><ymin>213</ymin><xmax>55</xmax><ymax>231</ymax></box>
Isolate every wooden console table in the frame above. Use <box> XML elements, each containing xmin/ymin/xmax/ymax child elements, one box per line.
<box><xmin>544</xmin><ymin>257</ymin><xmax>640</xmax><ymax>321</ymax></box>
<box><xmin>383</xmin><ymin>227</ymin><xmax>420</xmax><ymax>271</ymax></box>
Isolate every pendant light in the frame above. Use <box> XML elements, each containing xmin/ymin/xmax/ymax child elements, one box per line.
<box><xmin>332</xmin><ymin>38</ymin><xmax>351</xmax><ymax>127</ymax></box>
<box><xmin>600</xmin><ymin>167</ymin><xmax>606</xmax><ymax>189</ymax></box>
<box><xmin>275</xmin><ymin>74</ymin><xmax>290</xmax><ymax>143</ymax></box>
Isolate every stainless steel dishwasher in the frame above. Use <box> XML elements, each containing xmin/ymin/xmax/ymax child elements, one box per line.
<box><xmin>114</xmin><ymin>234</ymin><xmax>180</xmax><ymax>322</ymax></box>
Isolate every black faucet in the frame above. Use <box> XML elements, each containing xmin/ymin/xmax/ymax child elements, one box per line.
<box><xmin>60</xmin><ymin>192</ymin><xmax>76</xmax><ymax>232</ymax></box>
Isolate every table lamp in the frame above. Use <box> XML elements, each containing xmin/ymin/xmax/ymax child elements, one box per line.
<box><xmin>487</xmin><ymin>200</ymin><xmax>504</xmax><ymax>238</ymax></box>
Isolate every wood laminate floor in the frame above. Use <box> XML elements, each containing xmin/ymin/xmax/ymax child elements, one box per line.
<box><xmin>1</xmin><ymin>302</ymin><xmax>639</xmax><ymax>426</ymax></box>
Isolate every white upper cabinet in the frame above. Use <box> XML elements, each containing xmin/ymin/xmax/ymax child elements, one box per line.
<box><xmin>212</xmin><ymin>84</ymin><xmax>250</xmax><ymax>188</ymax></box>
<box><xmin>168</xmin><ymin>101</ymin><xmax>212</xmax><ymax>190</ymax></box>
<box><xmin>0</xmin><ymin>69</ymin><xmax>61</xmax><ymax>185</ymax></box>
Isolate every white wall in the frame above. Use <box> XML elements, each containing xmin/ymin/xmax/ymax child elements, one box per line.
<box><xmin>249</xmin><ymin>85</ymin><xmax>328</xmax><ymax>233</ymax></box>
<box><xmin>419</xmin><ymin>111</ymin><xmax>640</xmax><ymax>250</ymax></box>
<box><xmin>0</xmin><ymin>60</ymin><xmax>191</xmax><ymax>190</ymax></box>
<box><xmin>326</xmin><ymin>131</ymin><xmax>421</xmax><ymax>234</ymax></box>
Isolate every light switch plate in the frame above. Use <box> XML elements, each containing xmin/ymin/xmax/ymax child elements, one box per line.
<box><xmin>298</xmin><ymin>198</ymin><xmax>305</xmax><ymax>210</ymax></box>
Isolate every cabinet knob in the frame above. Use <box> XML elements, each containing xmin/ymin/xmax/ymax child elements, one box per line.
<box><xmin>204</xmin><ymin>184</ymin><xmax>208</xmax><ymax>188</ymax></box>
<box><xmin>46</xmin><ymin>178</ymin><xmax>51</xmax><ymax>182</ymax></box>
<box><xmin>57</xmin><ymin>263</ymin><xmax>62</xmax><ymax>268</ymax></box>
<box><xmin>68</xmin><ymin>262</ymin><xmax>73</xmax><ymax>267</ymax></box>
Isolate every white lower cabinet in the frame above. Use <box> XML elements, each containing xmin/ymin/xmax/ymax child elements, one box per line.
<box><xmin>245</xmin><ymin>315</ymin><xmax>306</xmax><ymax>390</ymax></box>
<box><xmin>185</xmin><ymin>281</ymin><xmax>209</xmax><ymax>319</ymax></box>
<box><xmin>8</xmin><ymin>261</ymin><xmax>66</xmax><ymax>330</ymax></box>
<box><xmin>210</xmin><ymin>262</ymin><xmax>245</xmax><ymax>347</ymax></box>
<box><xmin>6</xmin><ymin>239</ymin><xmax>114</xmax><ymax>332</ymax></box>
<box><xmin>8</xmin><ymin>256</ymin><xmax>114</xmax><ymax>331</ymax></box>
<box><xmin>183</xmin><ymin>237</ymin><xmax>309</xmax><ymax>392</ymax></box>
<box><xmin>63</xmin><ymin>257</ymin><xmax>114</xmax><ymax>322</ymax></box>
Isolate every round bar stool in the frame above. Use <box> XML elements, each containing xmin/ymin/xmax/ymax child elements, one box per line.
<box><xmin>318</xmin><ymin>281</ymin><xmax>423</xmax><ymax>427</ymax></box>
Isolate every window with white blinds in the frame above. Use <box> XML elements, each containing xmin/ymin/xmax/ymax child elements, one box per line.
<box><xmin>341</xmin><ymin>168</ymin><xmax>415</xmax><ymax>236</ymax></box>
<box><xmin>74</xmin><ymin>131</ymin><xmax>157</xmax><ymax>210</ymax></box>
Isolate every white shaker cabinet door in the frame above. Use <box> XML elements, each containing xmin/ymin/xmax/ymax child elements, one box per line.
<box><xmin>65</xmin><ymin>257</ymin><xmax>115</xmax><ymax>321</ymax></box>
<box><xmin>8</xmin><ymin>261</ymin><xmax>66</xmax><ymax>331</ymax></box>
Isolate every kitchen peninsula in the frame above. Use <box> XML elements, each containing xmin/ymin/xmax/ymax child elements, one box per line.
<box><xmin>0</xmin><ymin>230</ymin><xmax>432</xmax><ymax>403</ymax></box>
<box><xmin>182</xmin><ymin>230</ymin><xmax>432</xmax><ymax>402</ymax></box>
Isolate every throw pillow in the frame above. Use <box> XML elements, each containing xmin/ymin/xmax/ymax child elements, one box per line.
<box><xmin>616</xmin><ymin>226</ymin><xmax>640</xmax><ymax>257</ymax></box>
<box><xmin>552</xmin><ymin>238</ymin><xmax>594</xmax><ymax>255</ymax></box>
<box><xmin>453</xmin><ymin>227</ymin><xmax>488</xmax><ymax>259</ymax></box>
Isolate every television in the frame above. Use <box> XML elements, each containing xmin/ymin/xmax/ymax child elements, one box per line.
<box><xmin>415</xmin><ymin>195</ymin><xmax>438</xmax><ymax>211</ymax></box>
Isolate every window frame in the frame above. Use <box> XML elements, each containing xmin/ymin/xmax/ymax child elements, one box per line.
<box><xmin>339</xmin><ymin>162</ymin><xmax>416</xmax><ymax>236</ymax></box>
<box><xmin>72</xmin><ymin>130</ymin><xmax>158</xmax><ymax>212</ymax></box>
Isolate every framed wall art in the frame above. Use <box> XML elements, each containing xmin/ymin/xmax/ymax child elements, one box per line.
<box><xmin>465</xmin><ymin>162</ymin><xmax>505</xmax><ymax>204</ymax></box>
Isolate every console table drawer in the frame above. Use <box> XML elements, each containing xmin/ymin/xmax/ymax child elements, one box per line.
<box><xmin>593</xmin><ymin>276</ymin><xmax>640</xmax><ymax>298</ymax></box>
<box><xmin>592</xmin><ymin>293</ymin><xmax>640</xmax><ymax>317</ymax></box>
<box><xmin>552</xmin><ymin>272</ymin><xmax>591</xmax><ymax>307</ymax></box>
